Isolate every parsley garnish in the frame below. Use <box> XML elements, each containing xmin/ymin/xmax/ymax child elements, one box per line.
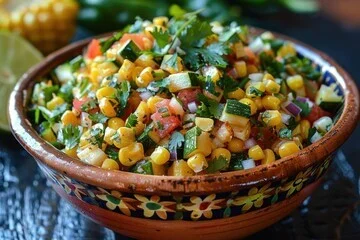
<box><xmin>197</xmin><ymin>94</ymin><xmax>224</xmax><ymax>119</ymax></box>
<box><xmin>89</xmin><ymin>113</ymin><xmax>108</xmax><ymax>124</ymax></box>
<box><xmin>89</xmin><ymin>127</ymin><xmax>104</xmax><ymax>148</ymax></box>
<box><xmin>126</xmin><ymin>113</ymin><xmax>138</xmax><ymax>128</ymax></box>
<box><xmin>161</xmin><ymin>53</ymin><xmax>179</xmax><ymax>71</ymax></box>
<box><xmin>205</xmin><ymin>76</ymin><xmax>220</xmax><ymax>97</ymax></box>
<box><xmin>217</xmin><ymin>75</ymin><xmax>241</xmax><ymax>98</ymax></box>
<box><xmin>229</xmin><ymin>153</ymin><xmax>247</xmax><ymax>171</ymax></box>
<box><xmin>168</xmin><ymin>131</ymin><xmax>185</xmax><ymax>153</ymax></box>
<box><xmin>279</xmin><ymin>128</ymin><xmax>292</xmax><ymax>139</ymax></box>
<box><xmin>105</xmin><ymin>146</ymin><xmax>119</xmax><ymax>161</ymax></box>
<box><xmin>249</xmin><ymin>86</ymin><xmax>264</xmax><ymax>97</ymax></box>
<box><xmin>259</xmin><ymin>52</ymin><xmax>285</xmax><ymax>78</ymax></box>
<box><xmin>179</xmin><ymin>19</ymin><xmax>212</xmax><ymax>47</ymax></box>
<box><xmin>115</xmin><ymin>81</ymin><xmax>131</xmax><ymax>115</ymax></box>
<box><xmin>58</xmin><ymin>124</ymin><xmax>81</xmax><ymax>149</ymax></box>
<box><xmin>151</xmin><ymin>27</ymin><xmax>171</xmax><ymax>49</ymax></box>
<box><xmin>81</xmin><ymin>99</ymin><xmax>97</xmax><ymax>112</ymax></box>
<box><xmin>207</xmin><ymin>155</ymin><xmax>228</xmax><ymax>173</ymax></box>
<box><xmin>38</xmin><ymin>103</ymin><xmax>69</xmax><ymax>123</ymax></box>
<box><xmin>100</xmin><ymin>32</ymin><xmax>123</xmax><ymax>53</ymax></box>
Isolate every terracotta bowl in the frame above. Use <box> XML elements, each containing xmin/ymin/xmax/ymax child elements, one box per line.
<box><xmin>9</xmin><ymin>28</ymin><xmax>359</xmax><ymax>240</ymax></box>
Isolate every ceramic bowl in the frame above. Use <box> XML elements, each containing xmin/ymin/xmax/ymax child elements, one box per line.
<box><xmin>9</xmin><ymin>28</ymin><xmax>359</xmax><ymax>240</ymax></box>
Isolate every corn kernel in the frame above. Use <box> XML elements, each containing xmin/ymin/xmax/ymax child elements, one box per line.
<box><xmin>61</xmin><ymin>110</ymin><xmax>80</xmax><ymax>126</ymax></box>
<box><xmin>211</xmin><ymin>148</ymin><xmax>231</xmax><ymax>162</ymax></box>
<box><xmin>239</xmin><ymin>98</ymin><xmax>257</xmax><ymax>115</ymax></box>
<box><xmin>246</xmin><ymin>64</ymin><xmax>258</xmax><ymax>74</ymax></box>
<box><xmin>153</xmin><ymin>69</ymin><xmax>167</xmax><ymax>80</ymax></box>
<box><xmin>195</xmin><ymin>117</ymin><xmax>214</xmax><ymax>132</ymax></box>
<box><xmin>187</xmin><ymin>153</ymin><xmax>208</xmax><ymax>173</ymax></box>
<box><xmin>233</xmin><ymin>42</ymin><xmax>246</xmax><ymax>59</ymax></box>
<box><xmin>292</xmin><ymin>124</ymin><xmax>301</xmax><ymax>137</ymax></box>
<box><xmin>108</xmin><ymin>117</ymin><xmax>125</xmax><ymax>129</ymax></box>
<box><xmin>234</xmin><ymin>61</ymin><xmax>247</xmax><ymax>77</ymax></box>
<box><xmin>248</xmin><ymin>145</ymin><xmax>265</xmax><ymax>160</ymax></box>
<box><xmin>300</xmin><ymin>120</ymin><xmax>311</xmax><ymax>140</ymax></box>
<box><xmin>228</xmin><ymin>138</ymin><xmax>244</xmax><ymax>153</ymax></box>
<box><xmin>104</xmin><ymin>127</ymin><xmax>117</xmax><ymax>145</ymax></box>
<box><xmin>150</xmin><ymin>146</ymin><xmax>170</xmax><ymax>165</ymax></box>
<box><xmin>63</xmin><ymin>147</ymin><xmax>78</xmax><ymax>158</ymax></box>
<box><xmin>278</xmin><ymin>141</ymin><xmax>300</xmax><ymax>158</ymax></box>
<box><xmin>147</xmin><ymin>96</ymin><xmax>164</xmax><ymax>113</ymax></box>
<box><xmin>262</xmin><ymin>73</ymin><xmax>275</xmax><ymax>81</ymax></box>
<box><xmin>261</xmin><ymin>149</ymin><xmax>275</xmax><ymax>164</ymax></box>
<box><xmin>99</xmin><ymin>97</ymin><xmax>118</xmax><ymax>118</ymax></box>
<box><xmin>227</xmin><ymin>88</ymin><xmax>245</xmax><ymax>100</ymax></box>
<box><xmin>96</xmin><ymin>86</ymin><xmax>116</xmax><ymax>100</ymax></box>
<box><xmin>134</xmin><ymin>54</ymin><xmax>158</xmax><ymax>69</ymax></box>
<box><xmin>131</xmin><ymin>66</ymin><xmax>143</xmax><ymax>81</ymax></box>
<box><xmin>136</xmin><ymin>67</ymin><xmax>154</xmax><ymax>87</ymax></box>
<box><xmin>153</xmin><ymin>16</ymin><xmax>168</xmax><ymax>26</ymax></box>
<box><xmin>246</xmin><ymin>82</ymin><xmax>265</xmax><ymax>99</ymax></box>
<box><xmin>46</xmin><ymin>96</ymin><xmax>64</xmax><ymax>110</ymax></box>
<box><xmin>254</xmin><ymin>98</ymin><xmax>263</xmax><ymax>111</ymax></box>
<box><xmin>264</xmin><ymin>80</ymin><xmax>280</xmax><ymax>94</ymax></box>
<box><xmin>262</xmin><ymin>95</ymin><xmax>281</xmax><ymax>110</ymax></box>
<box><xmin>118</xmin><ymin>142</ymin><xmax>144</xmax><ymax>167</ymax></box>
<box><xmin>134</xmin><ymin>101</ymin><xmax>150</xmax><ymax>123</ymax></box>
<box><xmin>98</xmin><ymin>61</ymin><xmax>119</xmax><ymax>78</ymax></box>
<box><xmin>190</xmin><ymin>132</ymin><xmax>213</xmax><ymax>157</ymax></box>
<box><xmin>151</xmin><ymin>160</ymin><xmax>166</xmax><ymax>175</ymax></box>
<box><xmin>286</xmin><ymin>75</ymin><xmax>304</xmax><ymax>90</ymax></box>
<box><xmin>119</xmin><ymin>59</ymin><xmax>135</xmax><ymax>80</ymax></box>
<box><xmin>262</xmin><ymin>110</ymin><xmax>282</xmax><ymax>127</ymax></box>
<box><xmin>168</xmin><ymin>160</ymin><xmax>195</xmax><ymax>176</ymax></box>
<box><xmin>113</xmin><ymin>127</ymin><xmax>135</xmax><ymax>148</ymax></box>
<box><xmin>277</xmin><ymin>43</ymin><xmax>296</xmax><ymax>58</ymax></box>
<box><xmin>101</xmin><ymin>158</ymin><xmax>120</xmax><ymax>170</ymax></box>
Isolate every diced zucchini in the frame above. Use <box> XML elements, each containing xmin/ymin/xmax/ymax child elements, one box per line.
<box><xmin>166</xmin><ymin>72</ymin><xmax>200</xmax><ymax>92</ymax></box>
<box><xmin>183</xmin><ymin>126</ymin><xmax>202</xmax><ymax>158</ymax></box>
<box><xmin>130</xmin><ymin>160</ymin><xmax>153</xmax><ymax>175</ymax></box>
<box><xmin>54</xmin><ymin>63</ymin><xmax>74</xmax><ymax>83</ymax></box>
<box><xmin>313</xmin><ymin>116</ymin><xmax>333</xmax><ymax>134</ymax></box>
<box><xmin>160</xmin><ymin>54</ymin><xmax>180</xmax><ymax>74</ymax></box>
<box><xmin>118</xmin><ymin>39</ymin><xmax>141</xmax><ymax>61</ymax></box>
<box><xmin>219</xmin><ymin>29</ymin><xmax>240</xmax><ymax>43</ymax></box>
<box><xmin>316</xmin><ymin>84</ymin><xmax>343</xmax><ymax>112</ymax></box>
<box><xmin>224</xmin><ymin>99</ymin><xmax>251</xmax><ymax>118</ymax></box>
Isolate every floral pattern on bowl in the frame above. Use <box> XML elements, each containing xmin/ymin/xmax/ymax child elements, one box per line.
<box><xmin>37</xmin><ymin>155</ymin><xmax>333</xmax><ymax>221</ymax></box>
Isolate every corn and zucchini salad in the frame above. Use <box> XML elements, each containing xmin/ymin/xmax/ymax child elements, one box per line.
<box><xmin>27</xmin><ymin>12</ymin><xmax>343</xmax><ymax>176</ymax></box>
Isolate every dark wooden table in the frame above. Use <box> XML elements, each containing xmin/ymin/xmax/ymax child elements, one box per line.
<box><xmin>0</xmin><ymin>13</ymin><xmax>359</xmax><ymax>240</ymax></box>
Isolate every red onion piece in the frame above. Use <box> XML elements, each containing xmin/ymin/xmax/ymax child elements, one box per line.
<box><xmin>281</xmin><ymin>101</ymin><xmax>302</xmax><ymax>117</ymax></box>
<box><xmin>170</xmin><ymin>150</ymin><xmax>177</xmax><ymax>160</ymax></box>
<box><xmin>187</xmin><ymin>101</ymin><xmax>198</xmax><ymax>113</ymax></box>
<box><xmin>244</xmin><ymin>138</ymin><xmax>257</xmax><ymax>149</ymax></box>
<box><xmin>296</xmin><ymin>96</ymin><xmax>308</xmax><ymax>103</ymax></box>
<box><xmin>140</xmin><ymin>91</ymin><xmax>152</xmax><ymax>101</ymax></box>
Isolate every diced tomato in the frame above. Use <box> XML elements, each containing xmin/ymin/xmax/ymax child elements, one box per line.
<box><xmin>151</xmin><ymin>112</ymin><xmax>181</xmax><ymax>138</ymax></box>
<box><xmin>177</xmin><ymin>88</ymin><xmax>202</xmax><ymax>108</ymax></box>
<box><xmin>305</xmin><ymin>104</ymin><xmax>331</xmax><ymax>124</ymax></box>
<box><xmin>119</xmin><ymin>33</ymin><xmax>152</xmax><ymax>50</ymax></box>
<box><xmin>73</xmin><ymin>97</ymin><xmax>98</xmax><ymax>114</ymax></box>
<box><xmin>87</xmin><ymin>39</ymin><xmax>102</xmax><ymax>59</ymax></box>
<box><xmin>251</xmin><ymin>126</ymin><xmax>278</xmax><ymax>149</ymax></box>
<box><xmin>244</xmin><ymin>47</ymin><xmax>257</xmax><ymax>64</ymax></box>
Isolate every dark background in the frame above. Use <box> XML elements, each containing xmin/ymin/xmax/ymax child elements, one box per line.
<box><xmin>0</xmin><ymin>2</ymin><xmax>359</xmax><ymax>240</ymax></box>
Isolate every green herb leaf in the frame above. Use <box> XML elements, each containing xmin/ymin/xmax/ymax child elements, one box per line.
<box><xmin>293</xmin><ymin>100</ymin><xmax>311</xmax><ymax>117</ymax></box>
<box><xmin>204</xmin><ymin>76</ymin><xmax>220</xmax><ymax>97</ymax></box>
<box><xmin>279</xmin><ymin>128</ymin><xmax>292</xmax><ymax>139</ymax></box>
<box><xmin>168</xmin><ymin>131</ymin><xmax>185</xmax><ymax>152</ymax></box>
<box><xmin>161</xmin><ymin>53</ymin><xmax>178</xmax><ymax>71</ymax></box>
<box><xmin>249</xmin><ymin>86</ymin><xmax>264</xmax><ymax>97</ymax></box>
<box><xmin>81</xmin><ymin>99</ymin><xmax>97</xmax><ymax>112</ymax></box>
<box><xmin>207</xmin><ymin>155</ymin><xmax>228</xmax><ymax>173</ymax></box>
<box><xmin>179</xmin><ymin>19</ymin><xmax>212</xmax><ymax>48</ymax></box>
<box><xmin>183</xmin><ymin>45</ymin><xmax>229</xmax><ymax>70</ymax></box>
<box><xmin>130</xmin><ymin>160</ymin><xmax>153</xmax><ymax>175</ymax></box>
<box><xmin>151</xmin><ymin>28</ymin><xmax>171</xmax><ymax>49</ymax></box>
<box><xmin>259</xmin><ymin>52</ymin><xmax>285</xmax><ymax>78</ymax></box>
<box><xmin>89</xmin><ymin>113</ymin><xmax>108</xmax><ymax>124</ymax></box>
<box><xmin>229</xmin><ymin>153</ymin><xmax>247</xmax><ymax>171</ymax></box>
<box><xmin>101</xmin><ymin>32</ymin><xmax>123</xmax><ymax>52</ymax></box>
<box><xmin>89</xmin><ymin>127</ymin><xmax>104</xmax><ymax>148</ymax></box>
<box><xmin>116</xmin><ymin>81</ymin><xmax>131</xmax><ymax>115</ymax></box>
<box><xmin>126</xmin><ymin>113</ymin><xmax>138</xmax><ymax>128</ymax></box>
<box><xmin>105</xmin><ymin>146</ymin><xmax>119</xmax><ymax>161</ymax></box>
<box><xmin>58</xmin><ymin>124</ymin><xmax>82</xmax><ymax>149</ymax></box>
<box><xmin>197</xmin><ymin>94</ymin><xmax>224</xmax><ymax>119</ymax></box>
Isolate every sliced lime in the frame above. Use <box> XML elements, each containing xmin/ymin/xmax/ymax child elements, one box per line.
<box><xmin>0</xmin><ymin>31</ymin><xmax>43</xmax><ymax>132</ymax></box>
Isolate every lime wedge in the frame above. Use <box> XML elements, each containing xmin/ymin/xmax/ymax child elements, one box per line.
<box><xmin>0</xmin><ymin>31</ymin><xmax>43</xmax><ymax>132</ymax></box>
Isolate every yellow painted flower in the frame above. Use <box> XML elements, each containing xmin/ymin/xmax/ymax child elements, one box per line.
<box><xmin>233</xmin><ymin>183</ymin><xmax>274</xmax><ymax>212</ymax></box>
<box><xmin>57</xmin><ymin>175</ymin><xmax>86</xmax><ymax>200</ymax></box>
<box><xmin>135</xmin><ymin>195</ymin><xmax>175</xmax><ymax>220</ymax></box>
<box><xmin>316</xmin><ymin>157</ymin><xmax>331</xmax><ymax>179</ymax></box>
<box><xmin>97</xmin><ymin>189</ymin><xmax>136</xmax><ymax>216</ymax></box>
<box><xmin>182</xmin><ymin>194</ymin><xmax>223</xmax><ymax>220</ymax></box>
<box><xmin>281</xmin><ymin>167</ymin><xmax>312</xmax><ymax>198</ymax></box>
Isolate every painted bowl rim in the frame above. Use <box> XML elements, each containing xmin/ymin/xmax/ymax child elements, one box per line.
<box><xmin>8</xmin><ymin>27</ymin><xmax>359</xmax><ymax>195</ymax></box>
